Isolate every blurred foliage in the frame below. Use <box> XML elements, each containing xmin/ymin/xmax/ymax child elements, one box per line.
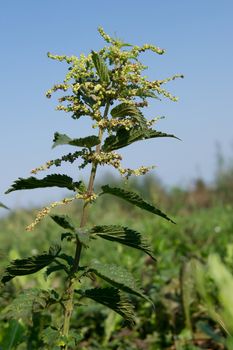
<box><xmin>1</xmin><ymin>166</ymin><xmax>233</xmax><ymax>349</ymax></box>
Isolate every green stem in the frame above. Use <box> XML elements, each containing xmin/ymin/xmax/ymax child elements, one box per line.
<box><xmin>61</xmin><ymin>102</ymin><xmax>110</xmax><ymax>348</ymax></box>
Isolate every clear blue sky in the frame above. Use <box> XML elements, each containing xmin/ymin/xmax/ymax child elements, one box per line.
<box><xmin>1</xmin><ymin>1</ymin><xmax>233</xmax><ymax>209</ymax></box>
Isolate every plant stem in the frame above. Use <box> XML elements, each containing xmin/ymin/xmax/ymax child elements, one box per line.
<box><xmin>61</xmin><ymin>102</ymin><xmax>110</xmax><ymax>347</ymax></box>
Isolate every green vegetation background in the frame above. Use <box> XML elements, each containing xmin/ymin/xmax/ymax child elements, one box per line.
<box><xmin>1</xmin><ymin>157</ymin><xmax>233</xmax><ymax>349</ymax></box>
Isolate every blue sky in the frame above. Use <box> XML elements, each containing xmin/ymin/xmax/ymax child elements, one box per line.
<box><xmin>1</xmin><ymin>1</ymin><xmax>233</xmax><ymax>209</ymax></box>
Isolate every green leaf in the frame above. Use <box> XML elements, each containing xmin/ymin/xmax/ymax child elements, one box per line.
<box><xmin>197</xmin><ymin>321</ymin><xmax>224</xmax><ymax>344</ymax></box>
<box><xmin>45</xmin><ymin>264</ymin><xmax>67</xmax><ymax>278</ymax></box>
<box><xmin>76</xmin><ymin>287</ymin><xmax>135</xmax><ymax>325</ymax></box>
<box><xmin>57</xmin><ymin>253</ymin><xmax>74</xmax><ymax>266</ymax></box>
<box><xmin>50</xmin><ymin>214</ymin><xmax>75</xmax><ymax>231</ymax></box>
<box><xmin>180</xmin><ymin>260</ymin><xmax>195</xmax><ymax>332</ymax></box>
<box><xmin>80</xmin><ymin>88</ymin><xmax>96</xmax><ymax>107</ymax></box>
<box><xmin>68</xmin><ymin>331</ymin><xmax>83</xmax><ymax>346</ymax></box>
<box><xmin>60</xmin><ymin>228</ymin><xmax>90</xmax><ymax>247</ymax></box>
<box><xmin>52</xmin><ymin>132</ymin><xmax>100</xmax><ymax>149</ymax></box>
<box><xmin>146</xmin><ymin>129</ymin><xmax>181</xmax><ymax>141</ymax></box>
<box><xmin>61</xmin><ymin>232</ymin><xmax>74</xmax><ymax>242</ymax></box>
<box><xmin>77</xmin><ymin>181</ymin><xmax>87</xmax><ymax>193</ymax></box>
<box><xmin>5</xmin><ymin>174</ymin><xmax>80</xmax><ymax>194</ymax></box>
<box><xmin>0</xmin><ymin>319</ymin><xmax>25</xmax><ymax>350</ymax></box>
<box><xmin>1</xmin><ymin>245</ymin><xmax>61</xmax><ymax>283</ymax></box>
<box><xmin>41</xmin><ymin>327</ymin><xmax>82</xmax><ymax>348</ymax></box>
<box><xmin>91</xmin><ymin>51</ymin><xmax>110</xmax><ymax>84</ymax></box>
<box><xmin>102</xmin><ymin>126</ymin><xmax>179</xmax><ymax>152</ymax></box>
<box><xmin>90</xmin><ymin>225</ymin><xmax>155</xmax><ymax>259</ymax></box>
<box><xmin>52</xmin><ymin>132</ymin><xmax>71</xmax><ymax>147</ymax></box>
<box><xmin>1</xmin><ymin>289</ymin><xmax>38</xmax><ymax>319</ymax></box>
<box><xmin>101</xmin><ymin>185</ymin><xmax>175</xmax><ymax>223</ymax></box>
<box><xmin>111</xmin><ymin>103</ymin><xmax>138</xmax><ymax>118</ymax></box>
<box><xmin>88</xmin><ymin>260</ymin><xmax>149</xmax><ymax>301</ymax></box>
<box><xmin>41</xmin><ymin>327</ymin><xmax>61</xmax><ymax>347</ymax></box>
<box><xmin>110</xmin><ymin>103</ymin><xmax>147</xmax><ymax>129</ymax></box>
<box><xmin>76</xmin><ymin>228</ymin><xmax>91</xmax><ymax>247</ymax></box>
<box><xmin>1</xmin><ymin>288</ymin><xmax>45</xmax><ymax>320</ymax></box>
<box><xmin>0</xmin><ymin>201</ymin><xmax>9</xmax><ymax>209</ymax></box>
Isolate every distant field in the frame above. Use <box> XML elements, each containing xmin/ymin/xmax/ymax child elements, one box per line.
<box><xmin>1</xmin><ymin>181</ymin><xmax>233</xmax><ymax>349</ymax></box>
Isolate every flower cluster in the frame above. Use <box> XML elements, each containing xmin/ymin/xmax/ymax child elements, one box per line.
<box><xmin>46</xmin><ymin>83</ymin><xmax>70</xmax><ymax>99</ymax></box>
<box><xmin>31</xmin><ymin>150</ymin><xmax>87</xmax><ymax>174</ymax></box>
<box><xmin>75</xmin><ymin>192</ymin><xmax>97</xmax><ymax>203</ymax></box>
<box><xmin>95</xmin><ymin>118</ymin><xmax>134</xmax><ymax>131</ymax></box>
<box><xmin>26</xmin><ymin>197</ymin><xmax>74</xmax><ymax>231</ymax></box>
<box><xmin>26</xmin><ymin>191</ymin><xmax>97</xmax><ymax>231</ymax></box>
<box><xmin>45</xmin><ymin>27</ymin><xmax>183</xmax><ymax>124</ymax></box>
<box><xmin>31</xmin><ymin>161</ymin><xmax>53</xmax><ymax>174</ymax></box>
<box><xmin>118</xmin><ymin>165</ymin><xmax>155</xmax><ymax>179</ymax></box>
<box><xmin>146</xmin><ymin>116</ymin><xmax>165</xmax><ymax>127</ymax></box>
<box><xmin>83</xmin><ymin>150</ymin><xmax>154</xmax><ymax>180</ymax></box>
<box><xmin>26</xmin><ymin>28</ymin><xmax>182</xmax><ymax>231</ymax></box>
<box><xmin>131</xmin><ymin>43</ymin><xmax>165</xmax><ymax>55</ymax></box>
<box><xmin>85</xmin><ymin>151</ymin><xmax>122</xmax><ymax>169</ymax></box>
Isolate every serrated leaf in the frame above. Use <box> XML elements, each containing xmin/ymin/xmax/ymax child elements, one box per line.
<box><xmin>45</xmin><ymin>264</ymin><xmax>67</xmax><ymax>278</ymax></box>
<box><xmin>76</xmin><ymin>287</ymin><xmax>135</xmax><ymax>325</ymax></box>
<box><xmin>102</xmin><ymin>126</ymin><xmax>179</xmax><ymax>152</ymax></box>
<box><xmin>41</xmin><ymin>327</ymin><xmax>61</xmax><ymax>347</ymax></box>
<box><xmin>1</xmin><ymin>289</ymin><xmax>38</xmax><ymax>319</ymax></box>
<box><xmin>146</xmin><ymin>129</ymin><xmax>181</xmax><ymax>141</ymax></box>
<box><xmin>1</xmin><ymin>245</ymin><xmax>61</xmax><ymax>283</ymax></box>
<box><xmin>0</xmin><ymin>201</ymin><xmax>9</xmax><ymax>209</ymax></box>
<box><xmin>52</xmin><ymin>132</ymin><xmax>71</xmax><ymax>147</ymax></box>
<box><xmin>111</xmin><ymin>102</ymin><xmax>143</xmax><ymax>119</ymax></box>
<box><xmin>101</xmin><ymin>185</ymin><xmax>175</xmax><ymax>223</ymax></box>
<box><xmin>60</xmin><ymin>229</ymin><xmax>90</xmax><ymax>246</ymax></box>
<box><xmin>68</xmin><ymin>330</ymin><xmax>83</xmax><ymax>345</ymax></box>
<box><xmin>57</xmin><ymin>253</ymin><xmax>74</xmax><ymax>266</ymax></box>
<box><xmin>1</xmin><ymin>288</ymin><xmax>44</xmax><ymax>320</ymax></box>
<box><xmin>124</xmin><ymin>84</ymin><xmax>160</xmax><ymax>100</ymax></box>
<box><xmin>50</xmin><ymin>214</ymin><xmax>75</xmax><ymax>231</ymax></box>
<box><xmin>77</xmin><ymin>181</ymin><xmax>87</xmax><ymax>193</ymax></box>
<box><xmin>88</xmin><ymin>260</ymin><xmax>149</xmax><ymax>301</ymax></box>
<box><xmin>48</xmin><ymin>244</ymin><xmax>61</xmax><ymax>256</ymax></box>
<box><xmin>80</xmin><ymin>88</ymin><xmax>97</xmax><ymax>107</ymax></box>
<box><xmin>41</xmin><ymin>327</ymin><xmax>82</xmax><ymax>348</ymax></box>
<box><xmin>91</xmin><ymin>51</ymin><xmax>110</xmax><ymax>84</ymax></box>
<box><xmin>52</xmin><ymin>132</ymin><xmax>100</xmax><ymax>149</ymax></box>
<box><xmin>110</xmin><ymin>103</ymin><xmax>147</xmax><ymax>130</ymax></box>
<box><xmin>61</xmin><ymin>232</ymin><xmax>75</xmax><ymax>242</ymax></box>
<box><xmin>90</xmin><ymin>225</ymin><xmax>155</xmax><ymax>259</ymax></box>
<box><xmin>5</xmin><ymin>174</ymin><xmax>79</xmax><ymax>194</ymax></box>
<box><xmin>75</xmin><ymin>228</ymin><xmax>91</xmax><ymax>247</ymax></box>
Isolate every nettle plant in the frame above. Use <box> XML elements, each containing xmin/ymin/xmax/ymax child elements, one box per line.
<box><xmin>2</xmin><ymin>28</ymin><xmax>182</xmax><ymax>348</ymax></box>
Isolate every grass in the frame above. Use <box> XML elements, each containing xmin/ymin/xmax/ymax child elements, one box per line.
<box><xmin>0</xmin><ymin>177</ymin><xmax>233</xmax><ymax>349</ymax></box>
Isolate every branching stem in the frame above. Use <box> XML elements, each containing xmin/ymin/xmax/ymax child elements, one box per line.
<box><xmin>61</xmin><ymin>102</ymin><xmax>110</xmax><ymax>348</ymax></box>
